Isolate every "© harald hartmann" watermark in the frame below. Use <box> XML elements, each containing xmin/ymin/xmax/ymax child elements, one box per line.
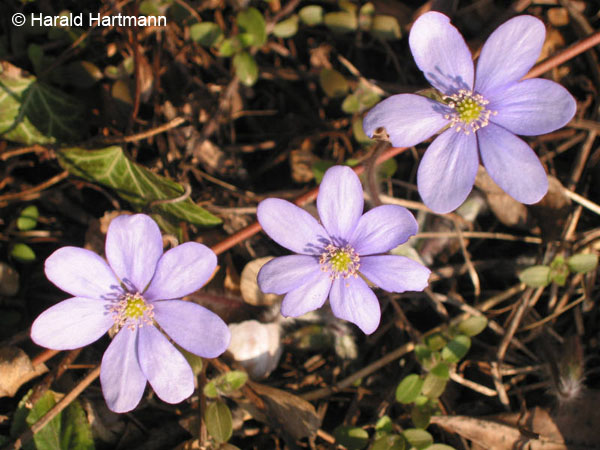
<box><xmin>11</xmin><ymin>12</ymin><xmax>167</xmax><ymax>27</ymax></box>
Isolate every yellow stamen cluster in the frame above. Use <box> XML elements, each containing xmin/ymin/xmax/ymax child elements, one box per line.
<box><xmin>319</xmin><ymin>244</ymin><xmax>360</xmax><ymax>280</ymax></box>
<box><xmin>110</xmin><ymin>292</ymin><xmax>154</xmax><ymax>331</ymax></box>
<box><xmin>444</xmin><ymin>89</ymin><xmax>497</xmax><ymax>135</ymax></box>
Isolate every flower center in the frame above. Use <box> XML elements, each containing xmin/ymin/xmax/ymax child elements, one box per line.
<box><xmin>110</xmin><ymin>292</ymin><xmax>154</xmax><ymax>331</ymax></box>
<box><xmin>319</xmin><ymin>244</ymin><xmax>360</xmax><ymax>280</ymax></box>
<box><xmin>444</xmin><ymin>90</ymin><xmax>496</xmax><ymax>135</ymax></box>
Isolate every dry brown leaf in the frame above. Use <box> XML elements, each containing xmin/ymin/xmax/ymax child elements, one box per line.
<box><xmin>0</xmin><ymin>262</ymin><xmax>19</xmax><ymax>296</ymax></box>
<box><xmin>0</xmin><ymin>346</ymin><xmax>47</xmax><ymax>398</ymax></box>
<box><xmin>239</xmin><ymin>381</ymin><xmax>321</xmax><ymax>442</ymax></box>
<box><xmin>240</xmin><ymin>257</ymin><xmax>281</xmax><ymax>306</ymax></box>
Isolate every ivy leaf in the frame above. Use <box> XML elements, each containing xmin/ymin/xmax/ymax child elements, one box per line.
<box><xmin>0</xmin><ymin>61</ymin><xmax>86</xmax><ymax>145</ymax></box>
<box><xmin>57</xmin><ymin>146</ymin><xmax>221</xmax><ymax>226</ymax></box>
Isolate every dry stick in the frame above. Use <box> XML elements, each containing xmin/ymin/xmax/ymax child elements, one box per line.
<box><xmin>524</xmin><ymin>28</ymin><xmax>600</xmax><ymax>79</ymax></box>
<box><xmin>8</xmin><ymin>366</ymin><xmax>101</xmax><ymax>450</ymax></box>
<box><xmin>28</xmin><ymin>349</ymin><xmax>83</xmax><ymax>407</ymax></box>
<box><xmin>0</xmin><ymin>171</ymin><xmax>69</xmax><ymax>203</ymax></box>
<box><xmin>100</xmin><ymin>117</ymin><xmax>187</xmax><ymax>144</ymax></box>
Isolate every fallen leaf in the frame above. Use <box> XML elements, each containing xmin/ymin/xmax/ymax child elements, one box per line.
<box><xmin>0</xmin><ymin>346</ymin><xmax>47</xmax><ymax>398</ymax></box>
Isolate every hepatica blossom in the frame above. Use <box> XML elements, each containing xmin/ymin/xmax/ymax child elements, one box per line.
<box><xmin>31</xmin><ymin>214</ymin><xmax>230</xmax><ymax>413</ymax></box>
<box><xmin>363</xmin><ymin>12</ymin><xmax>576</xmax><ymax>213</ymax></box>
<box><xmin>257</xmin><ymin>166</ymin><xmax>430</xmax><ymax>334</ymax></box>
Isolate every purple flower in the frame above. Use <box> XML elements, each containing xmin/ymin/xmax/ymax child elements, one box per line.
<box><xmin>31</xmin><ymin>214</ymin><xmax>230</xmax><ymax>413</ymax></box>
<box><xmin>363</xmin><ymin>12</ymin><xmax>576</xmax><ymax>213</ymax></box>
<box><xmin>257</xmin><ymin>166</ymin><xmax>430</xmax><ymax>334</ymax></box>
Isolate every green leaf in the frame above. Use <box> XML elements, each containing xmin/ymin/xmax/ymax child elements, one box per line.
<box><xmin>341</xmin><ymin>93</ymin><xmax>360</xmax><ymax>113</ymax></box>
<box><xmin>425</xmin><ymin>333</ymin><xmax>446</xmax><ymax>352</ymax></box>
<box><xmin>11</xmin><ymin>243</ymin><xmax>35</xmax><ymax>263</ymax></box>
<box><xmin>0</xmin><ymin>62</ymin><xmax>86</xmax><ymax>144</ymax></box>
<box><xmin>205</xmin><ymin>400</ymin><xmax>233</xmax><ymax>443</ymax></box>
<box><xmin>372</xmin><ymin>434</ymin><xmax>407</xmax><ymax>450</ymax></box>
<box><xmin>324</xmin><ymin>11</ymin><xmax>358</xmax><ymax>33</ymax></box>
<box><xmin>233</xmin><ymin>51</ymin><xmax>259</xmax><ymax>86</ymax></box>
<box><xmin>395</xmin><ymin>374</ymin><xmax>423</xmax><ymax>404</ymax></box>
<box><xmin>334</xmin><ymin>425</ymin><xmax>369</xmax><ymax>450</ymax></box>
<box><xmin>319</xmin><ymin>68</ymin><xmax>349</xmax><ymax>98</ymax></box>
<box><xmin>218</xmin><ymin>38</ymin><xmax>237</xmax><ymax>57</ymax></box>
<box><xmin>441</xmin><ymin>335</ymin><xmax>471</xmax><ymax>364</ymax></box>
<box><xmin>180</xmin><ymin>348</ymin><xmax>203</xmax><ymax>377</ymax></box>
<box><xmin>519</xmin><ymin>265</ymin><xmax>551</xmax><ymax>288</ymax></box>
<box><xmin>17</xmin><ymin>205</ymin><xmax>39</xmax><ymax>231</ymax></box>
<box><xmin>237</xmin><ymin>7</ymin><xmax>267</xmax><ymax>47</ymax></box>
<box><xmin>352</xmin><ymin>117</ymin><xmax>372</xmax><ymax>145</ymax></box>
<box><xmin>402</xmin><ymin>428</ymin><xmax>433</xmax><ymax>450</ymax></box>
<box><xmin>57</xmin><ymin>146</ymin><xmax>221</xmax><ymax>226</ymax></box>
<box><xmin>190</xmin><ymin>22</ymin><xmax>223</xmax><ymax>47</ymax></box>
<box><xmin>358</xmin><ymin>3</ymin><xmax>375</xmax><ymax>30</ymax></box>
<box><xmin>204</xmin><ymin>371</ymin><xmax>248</xmax><ymax>398</ymax></box>
<box><xmin>370</xmin><ymin>15</ymin><xmax>401</xmax><ymax>40</ymax></box>
<box><xmin>429</xmin><ymin>362</ymin><xmax>450</xmax><ymax>380</ymax></box>
<box><xmin>273</xmin><ymin>15</ymin><xmax>299</xmax><ymax>38</ymax></box>
<box><xmin>299</xmin><ymin>5</ymin><xmax>323</xmax><ymax>26</ymax></box>
<box><xmin>411</xmin><ymin>403</ymin><xmax>432</xmax><ymax>429</ymax></box>
<box><xmin>414</xmin><ymin>345</ymin><xmax>435</xmax><ymax>371</ymax></box>
<box><xmin>374</xmin><ymin>415</ymin><xmax>393</xmax><ymax>434</ymax></box>
<box><xmin>567</xmin><ymin>253</ymin><xmax>598</xmax><ymax>274</ymax></box>
<box><xmin>421</xmin><ymin>372</ymin><xmax>447</xmax><ymax>399</ymax></box>
<box><xmin>12</xmin><ymin>390</ymin><xmax>94</xmax><ymax>450</ymax></box>
<box><xmin>378</xmin><ymin>158</ymin><xmax>397</xmax><ymax>178</ymax></box>
<box><xmin>458</xmin><ymin>316</ymin><xmax>488</xmax><ymax>337</ymax></box>
<box><xmin>549</xmin><ymin>255</ymin><xmax>569</xmax><ymax>286</ymax></box>
<box><xmin>425</xmin><ymin>445</ymin><xmax>456</xmax><ymax>450</ymax></box>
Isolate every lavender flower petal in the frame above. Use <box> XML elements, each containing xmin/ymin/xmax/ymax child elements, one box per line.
<box><xmin>152</xmin><ymin>300</ymin><xmax>230</xmax><ymax>358</ymax></box>
<box><xmin>257</xmin><ymin>198</ymin><xmax>328</xmax><ymax>255</ymax></box>
<box><xmin>137</xmin><ymin>325</ymin><xmax>194</xmax><ymax>404</ymax></box>
<box><xmin>317</xmin><ymin>166</ymin><xmax>363</xmax><ymax>242</ymax></box>
<box><xmin>45</xmin><ymin>247</ymin><xmax>119</xmax><ymax>299</ymax></box>
<box><xmin>258</xmin><ymin>255</ymin><xmax>321</xmax><ymax>295</ymax></box>
<box><xmin>363</xmin><ymin>94</ymin><xmax>450</xmax><ymax>147</ymax></box>
<box><xmin>409</xmin><ymin>11</ymin><xmax>474</xmax><ymax>94</ymax></box>
<box><xmin>144</xmin><ymin>243</ymin><xmax>216</xmax><ymax>301</ymax></box>
<box><xmin>280</xmin><ymin>271</ymin><xmax>331</xmax><ymax>317</ymax></box>
<box><xmin>329</xmin><ymin>277</ymin><xmax>380</xmax><ymax>335</ymax></box>
<box><xmin>417</xmin><ymin>129</ymin><xmax>479</xmax><ymax>213</ymax></box>
<box><xmin>475</xmin><ymin>15</ymin><xmax>545</xmax><ymax>94</ymax></box>
<box><xmin>105</xmin><ymin>214</ymin><xmax>163</xmax><ymax>292</ymax></box>
<box><xmin>349</xmin><ymin>205</ymin><xmax>418</xmax><ymax>255</ymax></box>
<box><xmin>100</xmin><ymin>329</ymin><xmax>146</xmax><ymax>413</ymax></box>
<box><xmin>31</xmin><ymin>297</ymin><xmax>114</xmax><ymax>350</ymax></box>
<box><xmin>487</xmin><ymin>79</ymin><xmax>576</xmax><ymax>136</ymax></box>
<box><xmin>360</xmin><ymin>255</ymin><xmax>431</xmax><ymax>293</ymax></box>
<box><xmin>478</xmin><ymin>123</ymin><xmax>548</xmax><ymax>204</ymax></box>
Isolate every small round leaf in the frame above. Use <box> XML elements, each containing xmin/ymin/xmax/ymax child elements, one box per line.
<box><xmin>402</xmin><ymin>428</ymin><xmax>433</xmax><ymax>449</ymax></box>
<box><xmin>458</xmin><ymin>316</ymin><xmax>488</xmax><ymax>337</ymax></box>
<box><xmin>319</xmin><ymin>68</ymin><xmax>349</xmax><ymax>98</ymax></box>
<box><xmin>11</xmin><ymin>244</ymin><xmax>36</xmax><ymax>263</ymax></box>
<box><xmin>205</xmin><ymin>400</ymin><xmax>233</xmax><ymax>443</ymax></box>
<box><xmin>372</xmin><ymin>434</ymin><xmax>407</xmax><ymax>450</ymax></box>
<box><xmin>395</xmin><ymin>374</ymin><xmax>423</xmax><ymax>404</ymax></box>
<box><xmin>299</xmin><ymin>5</ymin><xmax>324</xmax><ymax>26</ymax></box>
<box><xmin>334</xmin><ymin>425</ymin><xmax>369</xmax><ymax>450</ymax></box>
<box><xmin>233</xmin><ymin>51</ymin><xmax>258</xmax><ymax>86</ymax></box>
<box><xmin>190</xmin><ymin>22</ymin><xmax>222</xmax><ymax>47</ymax></box>
<box><xmin>273</xmin><ymin>15</ymin><xmax>299</xmax><ymax>38</ymax></box>
<box><xmin>567</xmin><ymin>253</ymin><xmax>598</xmax><ymax>274</ymax></box>
<box><xmin>519</xmin><ymin>265</ymin><xmax>551</xmax><ymax>288</ymax></box>
<box><xmin>17</xmin><ymin>205</ymin><xmax>39</xmax><ymax>231</ymax></box>
<box><xmin>441</xmin><ymin>335</ymin><xmax>471</xmax><ymax>364</ymax></box>
<box><xmin>324</xmin><ymin>11</ymin><xmax>358</xmax><ymax>33</ymax></box>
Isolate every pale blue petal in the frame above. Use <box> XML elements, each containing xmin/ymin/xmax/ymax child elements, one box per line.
<box><xmin>144</xmin><ymin>243</ymin><xmax>216</xmax><ymax>301</ymax></box>
<box><xmin>137</xmin><ymin>325</ymin><xmax>194</xmax><ymax>404</ymax></box>
<box><xmin>100</xmin><ymin>328</ymin><xmax>146</xmax><ymax>413</ymax></box>
<box><xmin>280</xmin><ymin>271</ymin><xmax>331</xmax><ymax>317</ymax></box>
<box><xmin>363</xmin><ymin>94</ymin><xmax>450</xmax><ymax>147</ymax></box>
<box><xmin>417</xmin><ymin>129</ymin><xmax>479</xmax><ymax>214</ymax></box>
<box><xmin>350</xmin><ymin>205</ymin><xmax>418</xmax><ymax>255</ymax></box>
<box><xmin>487</xmin><ymin>79</ymin><xmax>576</xmax><ymax>136</ymax></box>
<box><xmin>258</xmin><ymin>255</ymin><xmax>321</xmax><ymax>295</ymax></box>
<box><xmin>31</xmin><ymin>297</ymin><xmax>113</xmax><ymax>350</ymax></box>
<box><xmin>329</xmin><ymin>276</ymin><xmax>380</xmax><ymax>335</ymax></box>
<box><xmin>317</xmin><ymin>166</ymin><xmax>363</xmax><ymax>242</ymax></box>
<box><xmin>475</xmin><ymin>15</ymin><xmax>546</xmax><ymax>94</ymax></box>
<box><xmin>409</xmin><ymin>11</ymin><xmax>474</xmax><ymax>94</ymax></box>
<box><xmin>45</xmin><ymin>247</ymin><xmax>119</xmax><ymax>299</ymax></box>
<box><xmin>360</xmin><ymin>256</ymin><xmax>430</xmax><ymax>293</ymax></box>
<box><xmin>152</xmin><ymin>300</ymin><xmax>230</xmax><ymax>358</ymax></box>
<box><xmin>478</xmin><ymin>123</ymin><xmax>548</xmax><ymax>204</ymax></box>
<box><xmin>105</xmin><ymin>214</ymin><xmax>163</xmax><ymax>292</ymax></box>
<box><xmin>257</xmin><ymin>198</ymin><xmax>329</xmax><ymax>255</ymax></box>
